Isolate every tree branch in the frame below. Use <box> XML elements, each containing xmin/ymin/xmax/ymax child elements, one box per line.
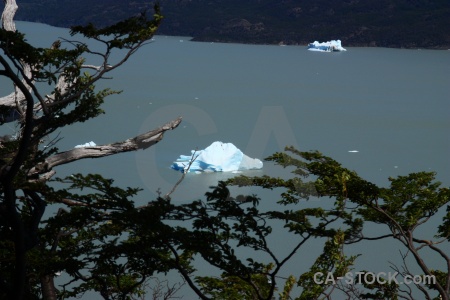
<box><xmin>28</xmin><ymin>117</ymin><xmax>182</xmax><ymax>179</ymax></box>
<box><xmin>406</xmin><ymin>233</ymin><xmax>448</xmax><ymax>300</ymax></box>
<box><xmin>346</xmin><ymin>233</ymin><xmax>394</xmax><ymax>244</ymax></box>
<box><xmin>164</xmin><ymin>150</ymin><xmax>199</xmax><ymax>200</ymax></box>
<box><xmin>167</xmin><ymin>244</ymin><xmax>211</xmax><ymax>300</ymax></box>
<box><xmin>0</xmin><ymin>0</ymin><xmax>35</xmax><ymax>118</ymax></box>
<box><xmin>1</xmin><ymin>0</ymin><xmax>17</xmax><ymax>31</ymax></box>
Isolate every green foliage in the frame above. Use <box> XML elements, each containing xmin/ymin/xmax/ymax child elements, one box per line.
<box><xmin>32</xmin><ymin>176</ymin><xmax>175</xmax><ymax>299</ymax></box>
<box><xmin>439</xmin><ymin>205</ymin><xmax>450</xmax><ymax>241</ymax></box>
<box><xmin>357</xmin><ymin>272</ymin><xmax>400</xmax><ymax>300</ymax></box>
<box><xmin>225</xmin><ymin>146</ymin><xmax>450</xmax><ymax>299</ymax></box>
<box><xmin>49</xmin><ymin>174</ymin><xmax>140</xmax><ymax>210</ymax></box>
<box><xmin>196</xmin><ymin>265</ymin><xmax>274</xmax><ymax>300</ymax></box>
<box><xmin>426</xmin><ymin>270</ymin><xmax>449</xmax><ymax>293</ymax></box>
<box><xmin>167</xmin><ymin>182</ymin><xmax>271</xmax><ymax>277</ymax></box>
<box><xmin>0</xmin><ymin>30</ymin><xmax>41</xmax><ymax>65</ymax></box>
<box><xmin>385</xmin><ymin>173</ymin><xmax>448</xmax><ymax>229</ymax></box>
<box><xmin>70</xmin><ymin>4</ymin><xmax>162</xmax><ymax>49</ymax></box>
<box><xmin>11</xmin><ymin>0</ymin><xmax>450</xmax><ymax>48</ymax></box>
<box><xmin>2</xmin><ymin>3</ymin><xmax>450</xmax><ymax>298</ymax></box>
<box><xmin>297</xmin><ymin>231</ymin><xmax>358</xmax><ymax>300</ymax></box>
<box><xmin>279</xmin><ymin>275</ymin><xmax>296</xmax><ymax>300</ymax></box>
<box><xmin>0</xmin><ymin>3</ymin><xmax>174</xmax><ymax>299</ymax></box>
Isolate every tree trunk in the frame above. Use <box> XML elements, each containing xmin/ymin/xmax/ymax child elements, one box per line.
<box><xmin>1</xmin><ymin>1</ymin><xmax>181</xmax><ymax>299</ymax></box>
<box><xmin>2</xmin><ymin>185</ymin><xmax>26</xmax><ymax>300</ymax></box>
<box><xmin>0</xmin><ymin>0</ymin><xmax>33</xmax><ymax>119</ymax></box>
<box><xmin>1</xmin><ymin>0</ymin><xmax>18</xmax><ymax>31</ymax></box>
<box><xmin>0</xmin><ymin>0</ymin><xmax>21</xmax><ymax>112</ymax></box>
<box><xmin>40</xmin><ymin>274</ymin><xmax>57</xmax><ymax>300</ymax></box>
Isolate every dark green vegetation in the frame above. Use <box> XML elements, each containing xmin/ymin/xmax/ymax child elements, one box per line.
<box><xmin>1</xmin><ymin>1</ymin><xmax>450</xmax><ymax>300</ymax></box>
<box><xmin>4</xmin><ymin>0</ymin><xmax>450</xmax><ymax>48</ymax></box>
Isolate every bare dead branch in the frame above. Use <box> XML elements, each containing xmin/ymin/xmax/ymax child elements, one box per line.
<box><xmin>164</xmin><ymin>150</ymin><xmax>199</xmax><ymax>200</ymax></box>
<box><xmin>28</xmin><ymin>117</ymin><xmax>182</xmax><ymax>180</ymax></box>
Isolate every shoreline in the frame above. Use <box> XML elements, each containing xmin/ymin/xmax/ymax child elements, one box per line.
<box><xmin>14</xmin><ymin>20</ymin><xmax>450</xmax><ymax>51</ymax></box>
<box><xmin>187</xmin><ymin>34</ymin><xmax>450</xmax><ymax>50</ymax></box>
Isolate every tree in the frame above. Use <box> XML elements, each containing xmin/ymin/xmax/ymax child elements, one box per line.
<box><xmin>1</xmin><ymin>1</ymin><xmax>182</xmax><ymax>299</ymax></box>
<box><xmin>2</xmin><ymin>1</ymin><xmax>449</xmax><ymax>299</ymax></box>
<box><xmin>131</xmin><ymin>146</ymin><xmax>449</xmax><ymax>299</ymax></box>
<box><xmin>219</xmin><ymin>147</ymin><xmax>450</xmax><ymax>299</ymax></box>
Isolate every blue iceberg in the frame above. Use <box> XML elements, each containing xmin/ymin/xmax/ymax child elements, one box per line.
<box><xmin>171</xmin><ymin>141</ymin><xmax>263</xmax><ymax>173</ymax></box>
<box><xmin>308</xmin><ymin>40</ymin><xmax>346</xmax><ymax>52</ymax></box>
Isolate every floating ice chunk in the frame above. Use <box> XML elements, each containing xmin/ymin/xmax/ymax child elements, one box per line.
<box><xmin>308</xmin><ymin>40</ymin><xmax>346</xmax><ymax>52</ymax></box>
<box><xmin>348</xmin><ymin>150</ymin><xmax>359</xmax><ymax>153</ymax></box>
<box><xmin>171</xmin><ymin>141</ymin><xmax>263</xmax><ymax>173</ymax></box>
<box><xmin>74</xmin><ymin>141</ymin><xmax>97</xmax><ymax>148</ymax></box>
<box><xmin>238</xmin><ymin>153</ymin><xmax>264</xmax><ymax>170</ymax></box>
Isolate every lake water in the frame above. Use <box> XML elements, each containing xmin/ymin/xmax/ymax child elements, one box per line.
<box><xmin>1</xmin><ymin>22</ymin><xmax>450</xmax><ymax>298</ymax></box>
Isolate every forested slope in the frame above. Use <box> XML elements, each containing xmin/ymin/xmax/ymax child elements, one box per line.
<box><xmin>5</xmin><ymin>0</ymin><xmax>450</xmax><ymax>48</ymax></box>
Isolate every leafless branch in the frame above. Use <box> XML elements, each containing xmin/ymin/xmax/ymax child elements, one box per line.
<box><xmin>164</xmin><ymin>150</ymin><xmax>199</xmax><ymax>200</ymax></box>
<box><xmin>28</xmin><ymin>117</ymin><xmax>182</xmax><ymax>180</ymax></box>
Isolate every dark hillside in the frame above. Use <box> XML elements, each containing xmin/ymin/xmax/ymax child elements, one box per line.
<box><xmin>3</xmin><ymin>0</ymin><xmax>450</xmax><ymax>48</ymax></box>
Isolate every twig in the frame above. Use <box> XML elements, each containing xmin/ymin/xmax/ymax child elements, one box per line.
<box><xmin>164</xmin><ymin>150</ymin><xmax>200</xmax><ymax>200</ymax></box>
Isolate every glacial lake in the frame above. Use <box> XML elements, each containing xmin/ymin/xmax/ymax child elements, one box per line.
<box><xmin>1</xmin><ymin>22</ymin><xmax>449</xmax><ymax>298</ymax></box>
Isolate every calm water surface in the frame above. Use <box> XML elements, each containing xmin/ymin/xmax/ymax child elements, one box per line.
<box><xmin>1</xmin><ymin>22</ymin><xmax>449</xmax><ymax>298</ymax></box>
<box><xmin>49</xmin><ymin>28</ymin><xmax>449</xmax><ymax>200</ymax></box>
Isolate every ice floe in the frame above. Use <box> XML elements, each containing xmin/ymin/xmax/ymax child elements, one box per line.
<box><xmin>308</xmin><ymin>40</ymin><xmax>346</xmax><ymax>52</ymax></box>
<box><xmin>74</xmin><ymin>141</ymin><xmax>97</xmax><ymax>148</ymax></box>
<box><xmin>171</xmin><ymin>141</ymin><xmax>263</xmax><ymax>173</ymax></box>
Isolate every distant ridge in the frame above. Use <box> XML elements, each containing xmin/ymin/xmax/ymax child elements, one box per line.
<box><xmin>3</xmin><ymin>0</ymin><xmax>450</xmax><ymax>49</ymax></box>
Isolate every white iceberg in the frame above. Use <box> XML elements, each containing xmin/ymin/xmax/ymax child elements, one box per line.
<box><xmin>171</xmin><ymin>141</ymin><xmax>263</xmax><ymax>173</ymax></box>
<box><xmin>74</xmin><ymin>141</ymin><xmax>97</xmax><ymax>148</ymax></box>
<box><xmin>308</xmin><ymin>40</ymin><xmax>346</xmax><ymax>52</ymax></box>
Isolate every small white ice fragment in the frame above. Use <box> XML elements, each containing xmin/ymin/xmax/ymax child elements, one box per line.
<box><xmin>75</xmin><ymin>141</ymin><xmax>97</xmax><ymax>148</ymax></box>
<box><xmin>348</xmin><ymin>150</ymin><xmax>359</xmax><ymax>153</ymax></box>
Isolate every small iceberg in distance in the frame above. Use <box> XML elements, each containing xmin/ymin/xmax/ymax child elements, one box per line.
<box><xmin>308</xmin><ymin>40</ymin><xmax>346</xmax><ymax>52</ymax></box>
<box><xmin>74</xmin><ymin>141</ymin><xmax>96</xmax><ymax>148</ymax></box>
<box><xmin>171</xmin><ymin>141</ymin><xmax>263</xmax><ymax>173</ymax></box>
